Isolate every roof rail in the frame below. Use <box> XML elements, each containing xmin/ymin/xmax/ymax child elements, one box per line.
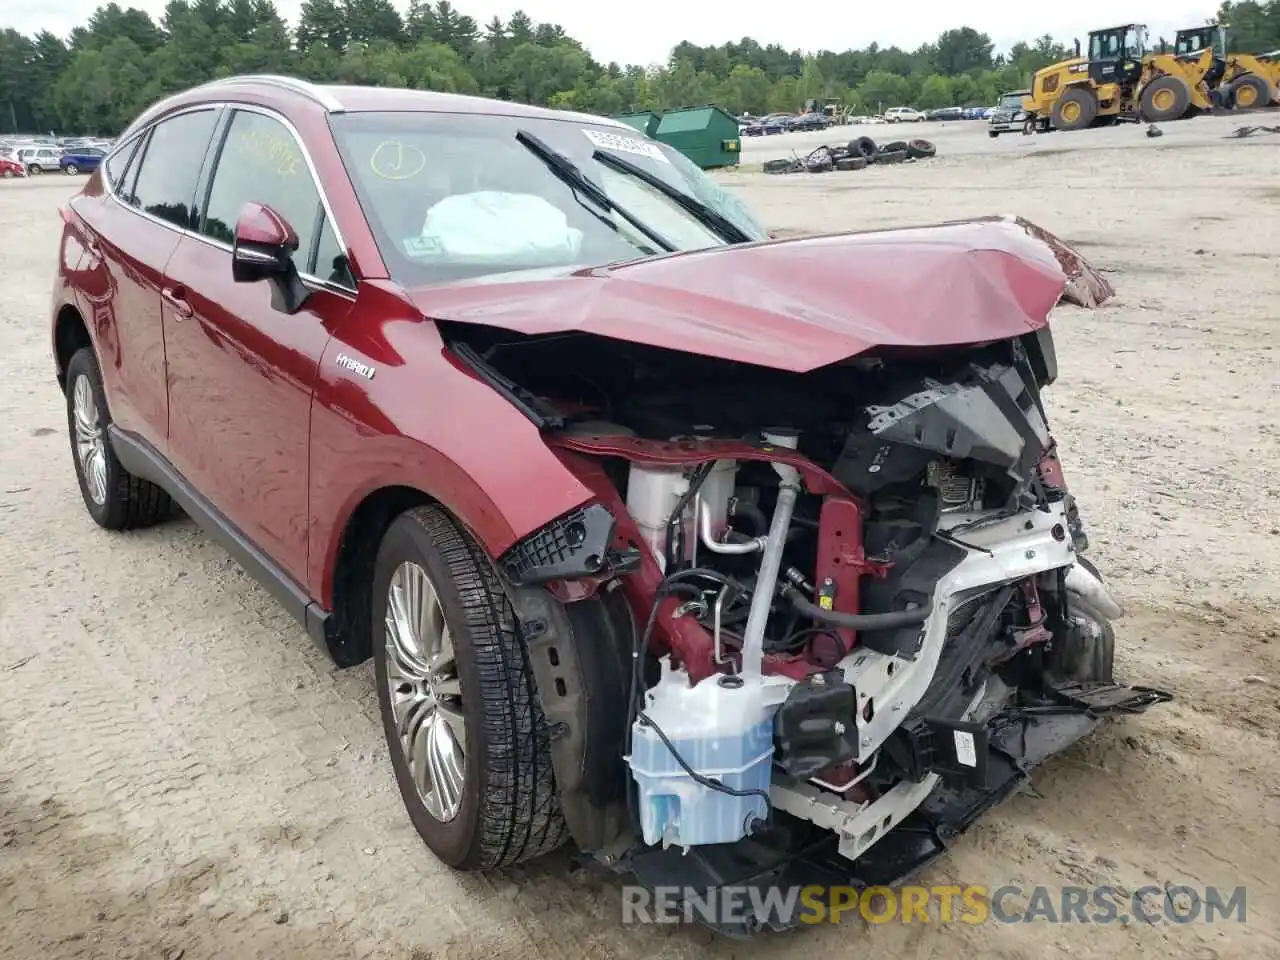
<box><xmin>202</xmin><ymin>74</ymin><xmax>345</xmax><ymax>113</ymax></box>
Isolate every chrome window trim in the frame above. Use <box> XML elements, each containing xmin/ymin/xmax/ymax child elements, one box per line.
<box><xmin>102</xmin><ymin>101</ymin><xmax>357</xmax><ymax>299</ymax></box>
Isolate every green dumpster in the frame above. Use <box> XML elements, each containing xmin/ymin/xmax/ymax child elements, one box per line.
<box><xmin>653</xmin><ymin>105</ymin><xmax>741</xmax><ymax>169</ymax></box>
<box><xmin>613</xmin><ymin>111</ymin><xmax>661</xmax><ymax>138</ymax></box>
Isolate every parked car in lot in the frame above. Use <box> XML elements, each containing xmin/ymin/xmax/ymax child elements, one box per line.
<box><xmin>18</xmin><ymin>145</ymin><xmax>62</xmax><ymax>174</ymax></box>
<box><xmin>884</xmin><ymin>106</ymin><xmax>926</xmax><ymax>122</ymax></box>
<box><xmin>60</xmin><ymin>146</ymin><xmax>107</xmax><ymax>175</ymax></box>
<box><xmin>989</xmin><ymin>90</ymin><xmax>1033</xmax><ymax>137</ymax></box>
<box><xmin>0</xmin><ymin>154</ymin><xmax>26</xmax><ymax>178</ymax></box>
<box><xmin>787</xmin><ymin>112</ymin><xmax>831</xmax><ymax>131</ymax></box>
<box><xmin>925</xmin><ymin>106</ymin><xmax>965</xmax><ymax>121</ymax></box>
<box><xmin>742</xmin><ymin>113</ymin><xmax>792</xmax><ymax>135</ymax></box>
<box><xmin>50</xmin><ymin>75</ymin><xmax>1162</xmax><ymax>934</ymax></box>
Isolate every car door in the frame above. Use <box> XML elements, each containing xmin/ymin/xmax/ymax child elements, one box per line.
<box><xmin>162</xmin><ymin>105</ymin><xmax>356</xmax><ymax>585</ymax></box>
<box><xmin>70</xmin><ymin>108</ymin><xmax>222</xmax><ymax>452</ymax></box>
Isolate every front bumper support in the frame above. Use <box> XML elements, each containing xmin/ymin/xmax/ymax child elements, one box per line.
<box><xmin>605</xmin><ymin>680</ymin><xmax>1171</xmax><ymax>938</ymax></box>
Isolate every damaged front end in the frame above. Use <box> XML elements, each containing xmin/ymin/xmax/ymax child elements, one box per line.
<box><xmin>445</xmin><ymin>219</ymin><xmax>1167</xmax><ymax>935</ymax></box>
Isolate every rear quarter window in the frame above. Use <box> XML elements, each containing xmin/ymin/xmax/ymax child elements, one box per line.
<box><xmin>104</xmin><ymin>138</ymin><xmax>141</xmax><ymax>190</ymax></box>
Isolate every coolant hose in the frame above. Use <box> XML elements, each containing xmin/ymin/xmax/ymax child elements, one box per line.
<box><xmin>782</xmin><ymin>584</ymin><xmax>932</xmax><ymax>630</ymax></box>
<box><xmin>728</xmin><ymin>500</ymin><xmax>768</xmax><ymax>536</ymax></box>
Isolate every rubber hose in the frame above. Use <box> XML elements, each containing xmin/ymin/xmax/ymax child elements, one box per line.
<box><xmin>782</xmin><ymin>584</ymin><xmax>932</xmax><ymax>630</ymax></box>
<box><xmin>728</xmin><ymin>500</ymin><xmax>768</xmax><ymax>536</ymax></box>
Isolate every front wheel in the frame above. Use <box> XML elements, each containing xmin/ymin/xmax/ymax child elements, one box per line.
<box><xmin>372</xmin><ymin>505</ymin><xmax>568</xmax><ymax>870</ymax></box>
<box><xmin>27</xmin><ymin>164</ymin><xmax>42</xmax><ymax>176</ymax></box>
<box><xmin>63</xmin><ymin>163</ymin><xmax>78</xmax><ymax>175</ymax></box>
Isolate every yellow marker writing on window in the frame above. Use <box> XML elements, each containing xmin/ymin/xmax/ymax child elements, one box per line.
<box><xmin>370</xmin><ymin>140</ymin><xmax>426</xmax><ymax>180</ymax></box>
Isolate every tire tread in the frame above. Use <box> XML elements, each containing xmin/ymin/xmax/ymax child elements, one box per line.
<box><xmin>402</xmin><ymin>505</ymin><xmax>568</xmax><ymax>867</ymax></box>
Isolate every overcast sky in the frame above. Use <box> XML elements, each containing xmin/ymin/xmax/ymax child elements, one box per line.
<box><xmin>7</xmin><ymin>0</ymin><xmax>1218</xmax><ymax>66</ymax></box>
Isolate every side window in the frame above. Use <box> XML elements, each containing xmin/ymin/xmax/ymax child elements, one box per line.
<box><xmin>201</xmin><ymin>110</ymin><xmax>324</xmax><ymax>263</ymax></box>
<box><xmin>128</xmin><ymin>110</ymin><xmax>219</xmax><ymax>229</ymax></box>
<box><xmin>104</xmin><ymin>137</ymin><xmax>141</xmax><ymax>193</ymax></box>
<box><xmin>312</xmin><ymin>216</ymin><xmax>355</xmax><ymax>288</ymax></box>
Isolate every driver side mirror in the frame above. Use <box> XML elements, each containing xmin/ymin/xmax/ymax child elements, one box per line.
<box><xmin>231</xmin><ymin>202</ymin><xmax>309</xmax><ymax>314</ymax></box>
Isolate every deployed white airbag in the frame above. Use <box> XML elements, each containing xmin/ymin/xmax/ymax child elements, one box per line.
<box><xmin>408</xmin><ymin>191</ymin><xmax>584</xmax><ymax>263</ymax></box>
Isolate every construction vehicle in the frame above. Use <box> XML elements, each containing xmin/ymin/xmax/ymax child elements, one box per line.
<box><xmin>1022</xmin><ymin>23</ymin><xmax>1221</xmax><ymax>131</ymax></box>
<box><xmin>1171</xmin><ymin>23</ymin><xmax>1279</xmax><ymax>109</ymax></box>
<box><xmin>803</xmin><ymin>98</ymin><xmax>845</xmax><ymax>123</ymax></box>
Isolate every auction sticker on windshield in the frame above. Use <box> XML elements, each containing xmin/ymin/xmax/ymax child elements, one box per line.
<box><xmin>583</xmin><ymin>129</ymin><xmax>669</xmax><ymax>163</ymax></box>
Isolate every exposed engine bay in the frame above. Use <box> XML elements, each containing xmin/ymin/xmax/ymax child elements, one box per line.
<box><xmin>450</xmin><ymin>303</ymin><xmax>1170</xmax><ymax>935</ymax></box>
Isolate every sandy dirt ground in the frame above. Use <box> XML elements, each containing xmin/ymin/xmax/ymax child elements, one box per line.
<box><xmin>1</xmin><ymin>113</ymin><xmax>1278</xmax><ymax>960</ymax></box>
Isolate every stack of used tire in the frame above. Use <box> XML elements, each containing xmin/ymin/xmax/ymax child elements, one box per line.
<box><xmin>762</xmin><ymin>136</ymin><xmax>937</xmax><ymax>174</ymax></box>
<box><xmin>860</xmin><ymin>136</ymin><xmax>937</xmax><ymax>164</ymax></box>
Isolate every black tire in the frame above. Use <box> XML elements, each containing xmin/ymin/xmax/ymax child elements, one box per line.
<box><xmin>876</xmin><ymin>149</ymin><xmax>907</xmax><ymax>163</ymax></box>
<box><xmin>27</xmin><ymin>164</ymin><xmax>42</xmax><ymax>176</ymax></box>
<box><xmin>906</xmin><ymin>138</ymin><xmax>936</xmax><ymax>159</ymax></box>
<box><xmin>372</xmin><ymin>505</ymin><xmax>568</xmax><ymax>870</ymax></box>
<box><xmin>1050</xmin><ymin>87</ymin><xmax>1098</xmax><ymax>130</ymax></box>
<box><xmin>835</xmin><ymin>156</ymin><xmax>868</xmax><ymax>171</ymax></box>
<box><xmin>64</xmin><ymin>347</ymin><xmax>174</xmax><ymax>530</ymax></box>
<box><xmin>989</xmin><ymin>130</ymin><xmax>1000</xmax><ymax>138</ymax></box>
<box><xmin>1140</xmin><ymin>75</ymin><xmax>1191</xmax><ymax>122</ymax></box>
<box><xmin>1047</xmin><ymin>594</ymin><xmax>1116</xmax><ymax>685</ymax></box>
<box><xmin>762</xmin><ymin>158</ymin><xmax>796</xmax><ymax>174</ymax></box>
<box><xmin>881</xmin><ymin>139</ymin><xmax>909</xmax><ymax>154</ymax></box>
<box><xmin>64</xmin><ymin>163</ymin><xmax>78</xmax><ymax>175</ymax></box>
<box><xmin>1227</xmin><ymin>74</ymin><xmax>1269</xmax><ymax>111</ymax></box>
<box><xmin>849</xmin><ymin>136</ymin><xmax>877</xmax><ymax>159</ymax></box>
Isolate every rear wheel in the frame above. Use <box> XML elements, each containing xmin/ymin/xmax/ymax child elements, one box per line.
<box><xmin>1228</xmin><ymin>74</ymin><xmax>1269</xmax><ymax>110</ymax></box>
<box><xmin>1140</xmin><ymin>75</ymin><xmax>1191</xmax><ymax>122</ymax></box>
<box><xmin>372</xmin><ymin>505</ymin><xmax>568</xmax><ymax>870</ymax></box>
<box><xmin>64</xmin><ymin>347</ymin><xmax>174</xmax><ymax>529</ymax></box>
<box><xmin>1050</xmin><ymin>87</ymin><xmax>1098</xmax><ymax>130</ymax></box>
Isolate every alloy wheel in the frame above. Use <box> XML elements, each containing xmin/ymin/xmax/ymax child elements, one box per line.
<box><xmin>383</xmin><ymin>560</ymin><xmax>467</xmax><ymax>822</ymax></box>
<box><xmin>72</xmin><ymin>374</ymin><xmax>107</xmax><ymax>506</ymax></box>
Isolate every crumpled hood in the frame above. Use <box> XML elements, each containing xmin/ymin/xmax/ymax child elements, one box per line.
<box><xmin>406</xmin><ymin>215</ymin><xmax>1113</xmax><ymax>373</ymax></box>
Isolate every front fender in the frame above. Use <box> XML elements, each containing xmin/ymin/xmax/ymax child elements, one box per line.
<box><xmin>307</xmin><ymin>285</ymin><xmax>594</xmax><ymax>607</ymax></box>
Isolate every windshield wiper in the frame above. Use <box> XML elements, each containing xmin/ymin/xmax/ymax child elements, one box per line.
<box><xmin>590</xmin><ymin>149</ymin><xmax>754</xmax><ymax>245</ymax></box>
<box><xmin>514</xmin><ymin>129</ymin><xmax>675</xmax><ymax>255</ymax></box>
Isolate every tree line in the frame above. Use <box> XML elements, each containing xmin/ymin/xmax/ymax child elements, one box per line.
<box><xmin>2</xmin><ymin>0</ymin><xmax>1278</xmax><ymax>135</ymax></box>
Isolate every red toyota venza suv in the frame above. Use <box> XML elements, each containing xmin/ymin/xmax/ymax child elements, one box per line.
<box><xmin>51</xmin><ymin>74</ymin><xmax>1166</xmax><ymax>934</ymax></box>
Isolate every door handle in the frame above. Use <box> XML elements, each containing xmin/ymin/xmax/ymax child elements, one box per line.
<box><xmin>162</xmin><ymin>286</ymin><xmax>193</xmax><ymax>320</ymax></box>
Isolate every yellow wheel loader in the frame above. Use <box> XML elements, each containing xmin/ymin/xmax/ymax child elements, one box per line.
<box><xmin>1023</xmin><ymin>24</ymin><xmax>1220</xmax><ymax>132</ymax></box>
<box><xmin>1171</xmin><ymin>25</ymin><xmax>1278</xmax><ymax>109</ymax></box>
